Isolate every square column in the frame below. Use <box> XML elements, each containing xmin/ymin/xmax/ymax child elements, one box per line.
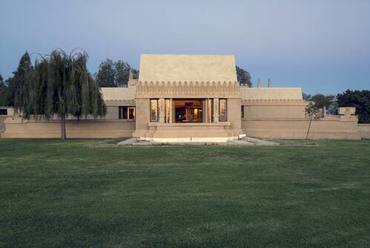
<box><xmin>170</xmin><ymin>99</ymin><xmax>174</xmax><ymax>123</ymax></box>
<box><xmin>203</xmin><ymin>99</ymin><xmax>208</xmax><ymax>123</ymax></box>
<box><xmin>159</xmin><ymin>98</ymin><xmax>165</xmax><ymax>123</ymax></box>
<box><xmin>213</xmin><ymin>98</ymin><xmax>219</xmax><ymax>123</ymax></box>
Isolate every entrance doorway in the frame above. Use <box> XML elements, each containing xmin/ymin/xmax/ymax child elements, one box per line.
<box><xmin>174</xmin><ymin>99</ymin><xmax>203</xmax><ymax>123</ymax></box>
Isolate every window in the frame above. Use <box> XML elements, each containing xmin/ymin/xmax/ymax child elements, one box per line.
<box><xmin>118</xmin><ymin>106</ymin><xmax>135</xmax><ymax>120</ymax></box>
<box><xmin>150</xmin><ymin>99</ymin><xmax>159</xmax><ymax>122</ymax></box>
<box><xmin>219</xmin><ymin>99</ymin><xmax>227</xmax><ymax>122</ymax></box>
<box><xmin>128</xmin><ymin>107</ymin><xmax>135</xmax><ymax>119</ymax></box>
<box><xmin>241</xmin><ymin>105</ymin><xmax>244</xmax><ymax>119</ymax></box>
<box><xmin>0</xmin><ymin>109</ymin><xmax>8</xmax><ymax>116</ymax></box>
<box><xmin>174</xmin><ymin>99</ymin><xmax>204</xmax><ymax>123</ymax></box>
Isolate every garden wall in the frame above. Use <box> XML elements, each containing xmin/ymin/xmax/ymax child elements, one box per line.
<box><xmin>0</xmin><ymin>117</ymin><xmax>135</xmax><ymax>138</ymax></box>
<box><xmin>358</xmin><ymin>124</ymin><xmax>370</xmax><ymax>139</ymax></box>
<box><xmin>242</xmin><ymin>116</ymin><xmax>362</xmax><ymax>140</ymax></box>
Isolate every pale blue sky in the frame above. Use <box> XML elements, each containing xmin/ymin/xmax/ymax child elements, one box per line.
<box><xmin>0</xmin><ymin>0</ymin><xmax>369</xmax><ymax>94</ymax></box>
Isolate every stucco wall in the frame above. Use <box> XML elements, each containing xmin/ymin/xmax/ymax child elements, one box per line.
<box><xmin>1</xmin><ymin>116</ymin><xmax>367</xmax><ymax>140</ymax></box>
<box><xmin>240</xmin><ymin>101</ymin><xmax>364</xmax><ymax>139</ymax></box>
<box><xmin>1</xmin><ymin>118</ymin><xmax>135</xmax><ymax>138</ymax></box>
<box><xmin>227</xmin><ymin>98</ymin><xmax>242</xmax><ymax>135</ymax></box>
<box><xmin>133</xmin><ymin>98</ymin><xmax>150</xmax><ymax>138</ymax></box>
<box><xmin>242</xmin><ymin>118</ymin><xmax>361</xmax><ymax>140</ymax></box>
<box><xmin>243</xmin><ymin>104</ymin><xmax>306</xmax><ymax>119</ymax></box>
<box><xmin>358</xmin><ymin>124</ymin><xmax>370</xmax><ymax>139</ymax></box>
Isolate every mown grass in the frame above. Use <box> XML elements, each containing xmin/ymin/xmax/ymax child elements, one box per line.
<box><xmin>0</xmin><ymin>139</ymin><xmax>370</xmax><ymax>247</ymax></box>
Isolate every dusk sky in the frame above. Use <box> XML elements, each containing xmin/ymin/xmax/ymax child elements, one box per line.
<box><xmin>1</xmin><ymin>0</ymin><xmax>369</xmax><ymax>94</ymax></box>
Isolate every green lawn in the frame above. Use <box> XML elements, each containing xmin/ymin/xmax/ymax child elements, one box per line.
<box><xmin>1</xmin><ymin>139</ymin><xmax>370</xmax><ymax>247</ymax></box>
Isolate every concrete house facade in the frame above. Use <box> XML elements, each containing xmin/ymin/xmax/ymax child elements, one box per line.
<box><xmin>1</xmin><ymin>54</ymin><xmax>369</xmax><ymax>140</ymax></box>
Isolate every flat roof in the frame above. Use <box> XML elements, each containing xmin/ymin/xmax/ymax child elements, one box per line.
<box><xmin>139</xmin><ymin>54</ymin><xmax>237</xmax><ymax>82</ymax></box>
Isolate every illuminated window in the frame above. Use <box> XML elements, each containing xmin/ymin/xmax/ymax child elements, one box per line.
<box><xmin>150</xmin><ymin>99</ymin><xmax>159</xmax><ymax>122</ymax></box>
<box><xmin>219</xmin><ymin>99</ymin><xmax>227</xmax><ymax>122</ymax></box>
<box><xmin>118</xmin><ymin>106</ymin><xmax>135</xmax><ymax>120</ymax></box>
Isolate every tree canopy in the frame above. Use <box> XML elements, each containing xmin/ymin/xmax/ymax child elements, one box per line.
<box><xmin>11</xmin><ymin>50</ymin><xmax>106</xmax><ymax>139</ymax></box>
<box><xmin>309</xmin><ymin>94</ymin><xmax>335</xmax><ymax>109</ymax></box>
<box><xmin>337</xmin><ymin>90</ymin><xmax>370</xmax><ymax>123</ymax></box>
<box><xmin>0</xmin><ymin>74</ymin><xmax>8</xmax><ymax>106</ymax></box>
<box><xmin>12</xmin><ymin>52</ymin><xmax>33</xmax><ymax>114</ymax></box>
<box><xmin>96</xmin><ymin>59</ymin><xmax>135</xmax><ymax>87</ymax></box>
<box><xmin>236</xmin><ymin>66</ymin><xmax>252</xmax><ymax>87</ymax></box>
<box><xmin>114</xmin><ymin>60</ymin><xmax>130</xmax><ymax>87</ymax></box>
<box><xmin>96</xmin><ymin>59</ymin><xmax>115</xmax><ymax>87</ymax></box>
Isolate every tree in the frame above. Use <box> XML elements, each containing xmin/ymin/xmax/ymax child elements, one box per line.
<box><xmin>131</xmin><ymin>69</ymin><xmax>139</xmax><ymax>79</ymax></box>
<box><xmin>337</xmin><ymin>90</ymin><xmax>370</xmax><ymax>123</ymax></box>
<box><xmin>45</xmin><ymin>50</ymin><xmax>106</xmax><ymax>139</ymax></box>
<box><xmin>236</xmin><ymin>66</ymin><xmax>252</xmax><ymax>87</ymax></box>
<box><xmin>12</xmin><ymin>52</ymin><xmax>34</xmax><ymax>115</ymax></box>
<box><xmin>114</xmin><ymin>60</ymin><xmax>130</xmax><ymax>87</ymax></box>
<box><xmin>305</xmin><ymin>101</ymin><xmax>321</xmax><ymax>139</ymax></box>
<box><xmin>309</xmin><ymin>94</ymin><xmax>334</xmax><ymax>110</ymax></box>
<box><xmin>5</xmin><ymin>77</ymin><xmax>15</xmax><ymax>106</ymax></box>
<box><xmin>0</xmin><ymin>74</ymin><xmax>7</xmax><ymax>106</ymax></box>
<box><xmin>96</xmin><ymin>59</ymin><xmax>136</xmax><ymax>87</ymax></box>
<box><xmin>11</xmin><ymin>49</ymin><xmax>106</xmax><ymax>139</ymax></box>
<box><xmin>96</xmin><ymin>59</ymin><xmax>115</xmax><ymax>87</ymax></box>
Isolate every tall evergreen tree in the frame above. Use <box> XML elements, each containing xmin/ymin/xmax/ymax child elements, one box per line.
<box><xmin>236</xmin><ymin>66</ymin><xmax>252</xmax><ymax>87</ymax></box>
<box><xmin>12</xmin><ymin>52</ymin><xmax>33</xmax><ymax>115</ymax></box>
<box><xmin>0</xmin><ymin>74</ymin><xmax>7</xmax><ymax>106</ymax></box>
<box><xmin>4</xmin><ymin>77</ymin><xmax>15</xmax><ymax>106</ymax></box>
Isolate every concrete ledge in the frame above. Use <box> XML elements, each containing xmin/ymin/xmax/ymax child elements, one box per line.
<box><xmin>141</xmin><ymin>136</ymin><xmax>238</xmax><ymax>143</ymax></box>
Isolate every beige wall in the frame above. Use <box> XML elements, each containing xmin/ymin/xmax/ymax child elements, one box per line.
<box><xmin>243</xmin><ymin>104</ymin><xmax>306</xmax><ymax>120</ymax></box>
<box><xmin>240</xmin><ymin>101</ymin><xmax>363</xmax><ymax>139</ymax></box>
<box><xmin>105</xmin><ymin>106</ymin><xmax>119</xmax><ymax>120</ymax></box>
<box><xmin>1</xmin><ymin>112</ymin><xmax>369</xmax><ymax>140</ymax></box>
<box><xmin>1</xmin><ymin>118</ymin><xmax>135</xmax><ymax>138</ymax></box>
<box><xmin>228</xmin><ymin>98</ymin><xmax>242</xmax><ymax>135</ymax></box>
<box><xmin>242</xmin><ymin>117</ymin><xmax>361</xmax><ymax>140</ymax></box>
<box><xmin>358</xmin><ymin>124</ymin><xmax>370</xmax><ymax>139</ymax></box>
<box><xmin>133</xmin><ymin>98</ymin><xmax>150</xmax><ymax>138</ymax></box>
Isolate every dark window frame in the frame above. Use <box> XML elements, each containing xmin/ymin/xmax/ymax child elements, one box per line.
<box><xmin>118</xmin><ymin>106</ymin><xmax>135</xmax><ymax>120</ymax></box>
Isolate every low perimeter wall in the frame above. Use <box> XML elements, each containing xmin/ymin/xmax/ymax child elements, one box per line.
<box><xmin>242</xmin><ymin>116</ymin><xmax>365</xmax><ymax>140</ymax></box>
<box><xmin>1</xmin><ymin>117</ymin><xmax>369</xmax><ymax>140</ymax></box>
<box><xmin>0</xmin><ymin>118</ymin><xmax>135</xmax><ymax>138</ymax></box>
<box><xmin>358</xmin><ymin>124</ymin><xmax>370</xmax><ymax>139</ymax></box>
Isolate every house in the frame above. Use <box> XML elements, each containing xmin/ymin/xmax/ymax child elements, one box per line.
<box><xmin>0</xmin><ymin>54</ymin><xmax>367</xmax><ymax>140</ymax></box>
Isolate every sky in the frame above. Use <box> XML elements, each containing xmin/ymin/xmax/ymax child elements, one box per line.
<box><xmin>0</xmin><ymin>0</ymin><xmax>370</xmax><ymax>94</ymax></box>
